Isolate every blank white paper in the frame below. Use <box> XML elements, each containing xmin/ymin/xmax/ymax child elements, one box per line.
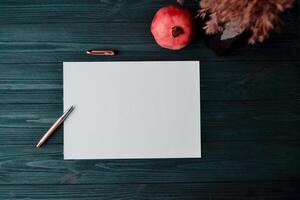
<box><xmin>64</xmin><ymin>61</ymin><xmax>200</xmax><ymax>159</ymax></box>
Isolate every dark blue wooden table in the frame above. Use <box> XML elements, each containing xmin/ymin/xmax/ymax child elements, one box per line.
<box><xmin>0</xmin><ymin>0</ymin><xmax>299</xmax><ymax>199</ymax></box>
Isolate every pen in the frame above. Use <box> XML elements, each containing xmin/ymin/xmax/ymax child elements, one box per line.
<box><xmin>36</xmin><ymin>105</ymin><xmax>75</xmax><ymax>148</ymax></box>
<box><xmin>86</xmin><ymin>49</ymin><xmax>116</xmax><ymax>56</ymax></box>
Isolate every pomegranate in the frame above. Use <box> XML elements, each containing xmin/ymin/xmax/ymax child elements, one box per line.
<box><xmin>151</xmin><ymin>6</ymin><xmax>194</xmax><ymax>50</ymax></box>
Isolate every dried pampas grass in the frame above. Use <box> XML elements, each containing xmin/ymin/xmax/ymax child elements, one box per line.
<box><xmin>199</xmin><ymin>0</ymin><xmax>294</xmax><ymax>44</ymax></box>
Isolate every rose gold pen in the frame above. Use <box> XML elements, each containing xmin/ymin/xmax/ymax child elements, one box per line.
<box><xmin>36</xmin><ymin>105</ymin><xmax>75</xmax><ymax>148</ymax></box>
<box><xmin>86</xmin><ymin>49</ymin><xmax>116</xmax><ymax>56</ymax></box>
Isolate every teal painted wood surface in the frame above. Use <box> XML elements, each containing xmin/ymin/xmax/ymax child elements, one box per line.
<box><xmin>0</xmin><ymin>141</ymin><xmax>299</xmax><ymax>184</ymax></box>
<box><xmin>0</xmin><ymin>182</ymin><xmax>299</xmax><ymax>199</ymax></box>
<box><xmin>0</xmin><ymin>0</ymin><xmax>299</xmax><ymax>199</ymax></box>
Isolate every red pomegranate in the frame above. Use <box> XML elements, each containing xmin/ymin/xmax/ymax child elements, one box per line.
<box><xmin>151</xmin><ymin>6</ymin><xmax>194</xmax><ymax>50</ymax></box>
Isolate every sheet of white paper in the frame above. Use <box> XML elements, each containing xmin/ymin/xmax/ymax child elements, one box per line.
<box><xmin>64</xmin><ymin>61</ymin><xmax>200</xmax><ymax>159</ymax></box>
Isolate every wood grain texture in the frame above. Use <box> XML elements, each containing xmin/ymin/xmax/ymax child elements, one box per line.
<box><xmin>0</xmin><ymin>22</ymin><xmax>297</xmax><ymax>63</ymax></box>
<box><xmin>0</xmin><ymin>141</ymin><xmax>299</xmax><ymax>184</ymax></box>
<box><xmin>0</xmin><ymin>100</ymin><xmax>299</xmax><ymax>145</ymax></box>
<box><xmin>0</xmin><ymin>0</ymin><xmax>299</xmax><ymax>198</ymax></box>
<box><xmin>0</xmin><ymin>0</ymin><xmax>199</xmax><ymax>24</ymax></box>
<box><xmin>0</xmin><ymin>0</ymin><xmax>295</xmax><ymax>27</ymax></box>
<box><xmin>0</xmin><ymin>61</ymin><xmax>299</xmax><ymax>104</ymax></box>
<box><xmin>0</xmin><ymin>182</ymin><xmax>299</xmax><ymax>200</ymax></box>
<box><xmin>0</xmin><ymin>5</ymin><xmax>298</xmax><ymax>63</ymax></box>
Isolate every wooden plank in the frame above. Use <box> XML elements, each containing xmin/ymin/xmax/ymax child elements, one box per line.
<box><xmin>0</xmin><ymin>80</ymin><xmax>62</xmax><ymax>103</ymax></box>
<box><xmin>0</xmin><ymin>0</ymin><xmax>200</xmax><ymax>24</ymax></box>
<box><xmin>0</xmin><ymin>141</ymin><xmax>299</xmax><ymax>184</ymax></box>
<box><xmin>3</xmin><ymin>121</ymin><xmax>300</xmax><ymax>144</ymax></box>
<box><xmin>201</xmin><ymin>61</ymin><xmax>300</xmax><ymax>101</ymax></box>
<box><xmin>1</xmin><ymin>123</ymin><xmax>300</xmax><ymax>145</ymax></box>
<box><xmin>0</xmin><ymin>61</ymin><xmax>299</xmax><ymax>104</ymax></box>
<box><xmin>0</xmin><ymin>22</ymin><xmax>298</xmax><ymax>63</ymax></box>
<box><xmin>0</xmin><ymin>0</ymin><xmax>295</xmax><ymax>26</ymax></box>
<box><xmin>0</xmin><ymin>103</ymin><xmax>62</xmax><ymax>128</ymax></box>
<box><xmin>0</xmin><ymin>127</ymin><xmax>62</xmax><ymax>145</ymax></box>
<box><xmin>1</xmin><ymin>116</ymin><xmax>300</xmax><ymax>145</ymax></box>
<box><xmin>0</xmin><ymin>63</ymin><xmax>61</xmax><ymax>80</ymax></box>
<box><xmin>0</xmin><ymin>100</ymin><xmax>299</xmax><ymax>144</ymax></box>
<box><xmin>0</xmin><ymin>182</ymin><xmax>299</xmax><ymax>199</ymax></box>
<box><xmin>1</xmin><ymin>98</ymin><xmax>299</xmax><ymax>131</ymax></box>
<box><xmin>0</xmin><ymin>40</ymin><xmax>296</xmax><ymax>63</ymax></box>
